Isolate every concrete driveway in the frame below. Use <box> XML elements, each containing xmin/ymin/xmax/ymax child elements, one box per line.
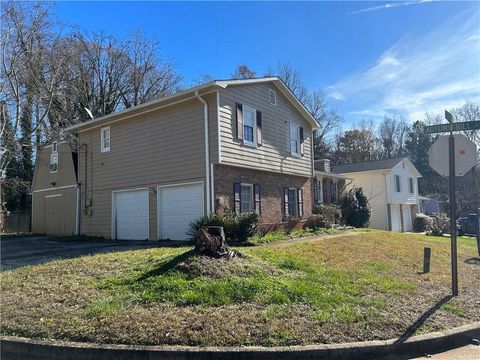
<box><xmin>0</xmin><ymin>235</ymin><xmax>162</xmax><ymax>271</ymax></box>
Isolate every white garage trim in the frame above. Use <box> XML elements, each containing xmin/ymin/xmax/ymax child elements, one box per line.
<box><xmin>111</xmin><ymin>187</ymin><xmax>150</xmax><ymax>240</ymax></box>
<box><xmin>157</xmin><ymin>181</ymin><xmax>205</xmax><ymax>241</ymax></box>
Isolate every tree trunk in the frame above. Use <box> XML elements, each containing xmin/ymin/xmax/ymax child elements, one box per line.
<box><xmin>195</xmin><ymin>226</ymin><xmax>235</xmax><ymax>259</ymax></box>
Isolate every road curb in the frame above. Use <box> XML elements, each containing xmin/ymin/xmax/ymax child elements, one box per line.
<box><xmin>1</xmin><ymin>322</ymin><xmax>479</xmax><ymax>360</ymax></box>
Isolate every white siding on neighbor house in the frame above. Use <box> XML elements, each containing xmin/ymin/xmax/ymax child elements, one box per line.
<box><xmin>343</xmin><ymin>171</ymin><xmax>389</xmax><ymax>230</ymax></box>
<box><xmin>386</xmin><ymin>161</ymin><xmax>419</xmax><ymax>206</ymax></box>
<box><xmin>218</xmin><ymin>83</ymin><xmax>313</xmax><ymax>177</ymax></box>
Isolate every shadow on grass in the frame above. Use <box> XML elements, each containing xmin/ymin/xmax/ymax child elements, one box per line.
<box><xmin>394</xmin><ymin>294</ymin><xmax>453</xmax><ymax>344</ymax></box>
<box><xmin>137</xmin><ymin>249</ymin><xmax>196</xmax><ymax>281</ymax></box>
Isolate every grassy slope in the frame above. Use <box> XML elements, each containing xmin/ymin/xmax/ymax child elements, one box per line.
<box><xmin>1</xmin><ymin>231</ymin><xmax>478</xmax><ymax>346</ymax></box>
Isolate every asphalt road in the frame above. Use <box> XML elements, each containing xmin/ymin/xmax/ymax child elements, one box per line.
<box><xmin>410</xmin><ymin>344</ymin><xmax>480</xmax><ymax>359</ymax></box>
<box><xmin>0</xmin><ymin>235</ymin><xmax>161</xmax><ymax>271</ymax></box>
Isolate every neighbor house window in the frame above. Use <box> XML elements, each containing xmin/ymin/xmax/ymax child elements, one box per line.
<box><xmin>52</xmin><ymin>141</ymin><xmax>58</xmax><ymax>153</ymax></box>
<box><xmin>409</xmin><ymin>178</ymin><xmax>414</xmax><ymax>193</ymax></box>
<box><xmin>269</xmin><ymin>89</ymin><xmax>277</xmax><ymax>105</ymax></box>
<box><xmin>50</xmin><ymin>153</ymin><xmax>58</xmax><ymax>173</ymax></box>
<box><xmin>101</xmin><ymin>126</ymin><xmax>110</xmax><ymax>152</ymax></box>
<box><xmin>288</xmin><ymin>188</ymin><xmax>298</xmax><ymax>217</ymax></box>
<box><xmin>240</xmin><ymin>183</ymin><xmax>253</xmax><ymax>212</ymax></box>
<box><xmin>290</xmin><ymin>124</ymin><xmax>300</xmax><ymax>156</ymax></box>
<box><xmin>243</xmin><ymin>106</ymin><xmax>256</xmax><ymax>145</ymax></box>
<box><xmin>395</xmin><ymin>175</ymin><xmax>401</xmax><ymax>192</ymax></box>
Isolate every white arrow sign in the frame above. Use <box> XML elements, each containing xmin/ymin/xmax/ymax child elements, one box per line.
<box><xmin>428</xmin><ymin>134</ymin><xmax>477</xmax><ymax>177</ymax></box>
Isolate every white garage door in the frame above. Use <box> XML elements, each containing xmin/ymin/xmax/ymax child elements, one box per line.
<box><xmin>113</xmin><ymin>189</ymin><xmax>149</xmax><ymax>240</ymax></box>
<box><xmin>390</xmin><ymin>205</ymin><xmax>402</xmax><ymax>232</ymax></box>
<box><xmin>403</xmin><ymin>205</ymin><xmax>413</xmax><ymax>232</ymax></box>
<box><xmin>158</xmin><ymin>182</ymin><xmax>204</xmax><ymax>240</ymax></box>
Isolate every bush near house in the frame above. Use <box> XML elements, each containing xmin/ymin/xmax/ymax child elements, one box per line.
<box><xmin>429</xmin><ymin>213</ymin><xmax>450</xmax><ymax>236</ymax></box>
<box><xmin>339</xmin><ymin>188</ymin><xmax>371</xmax><ymax>228</ymax></box>
<box><xmin>188</xmin><ymin>211</ymin><xmax>259</xmax><ymax>243</ymax></box>
<box><xmin>414</xmin><ymin>213</ymin><xmax>433</xmax><ymax>233</ymax></box>
<box><xmin>312</xmin><ymin>204</ymin><xmax>341</xmax><ymax>226</ymax></box>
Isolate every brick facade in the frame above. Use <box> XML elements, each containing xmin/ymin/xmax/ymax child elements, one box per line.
<box><xmin>214</xmin><ymin>164</ymin><xmax>312</xmax><ymax>224</ymax></box>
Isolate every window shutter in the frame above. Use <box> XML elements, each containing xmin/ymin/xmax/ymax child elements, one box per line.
<box><xmin>234</xmin><ymin>182</ymin><xmax>241</xmax><ymax>214</ymax></box>
<box><xmin>299</xmin><ymin>126</ymin><xmax>304</xmax><ymax>155</ymax></box>
<box><xmin>236</xmin><ymin>103</ymin><xmax>243</xmax><ymax>141</ymax></box>
<box><xmin>298</xmin><ymin>188</ymin><xmax>304</xmax><ymax>217</ymax></box>
<box><xmin>283</xmin><ymin>187</ymin><xmax>289</xmax><ymax>216</ymax></box>
<box><xmin>256</xmin><ymin>110</ymin><xmax>262</xmax><ymax>146</ymax></box>
<box><xmin>254</xmin><ymin>184</ymin><xmax>261</xmax><ymax>215</ymax></box>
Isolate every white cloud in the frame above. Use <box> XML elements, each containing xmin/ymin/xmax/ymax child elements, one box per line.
<box><xmin>349</xmin><ymin>0</ymin><xmax>432</xmax><ymax>15</ymax></box>
<box><xmin>327</xmin><ymin>10</ymin><xmax>480</xmax><ymax>123</ymax></box>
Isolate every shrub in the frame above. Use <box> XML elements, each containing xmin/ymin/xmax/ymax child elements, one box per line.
<box><xmin>413</xmin><ymin>213</ymin><xmax>433</xmax><ymax>232</ymax></box>
<box><xmin>223</xmin><ymin>210</ymin><xmax>260</xmax><ymax>242</ymax></box>
<box><xmin>339</xmin><ymin>188</ymin><xmax>371</xmax><ymax>228</ymax></box>
<box><xmin>304</xmin><ymin>215</ymin><xmax>326</xmax><ymax>230</ymax></box>
<box><xmin>187</xmin><ymin>214</ymin><xmax>223</xmax><ymax>240</ymax></box>
<box><xmin>429</xmin><ymin>213</ymin><xmax>450</xmax><ymax>236</ymax></box>
<box><xmin>312</xmin><ymin>204</ymin><xmax>341</xmax><ymax>225</ymax></box>
<box><xmin>189</xmin><ymin>211</ymin><xmax>260</xmax><ymax>243</ymax></box>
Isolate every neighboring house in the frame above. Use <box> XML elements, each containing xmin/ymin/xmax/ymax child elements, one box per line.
<box><xmin>31</xmin><ymin>141</ymin><xmax>79</xmax><ymax>235</ymax></box>
<box><xmin>418</xmin><ymin>196</ymin><xmax>443</xmax><ymax>215</ymax></box>
<box><xmin>32</xmin><ymin>77</ymin><xmax>319</xmax><ymax>240</ymax></box>
<box><xmin>333</xmin><ymin>157</ymin><xmax>422</xmax><ymax>232</ymax></box>
<box><xmin>313</xmin><ymin>159</ymin><xmax>351</xmax><ymax>204</ymax></box>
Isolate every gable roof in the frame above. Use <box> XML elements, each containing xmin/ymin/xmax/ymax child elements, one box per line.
<box><xmin>66</xmin><ymin>77</ymin><xmax>319</xmax><ymax>133</ymax></box>
<box><xmin>333</xmin><ymin>157</ymin><xmax>421</xmax><ymax>177</ymax></box>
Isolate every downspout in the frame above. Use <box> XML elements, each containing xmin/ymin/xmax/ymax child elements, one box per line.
<box><xmin>75</xmin><ymin>184</ymin><xmax>80</xmax><ymax>235</ymax></box>
<box><xmin>195</xmin><ymin>91</ymin><xmax>211</xmax><ymax>214</ymax></box>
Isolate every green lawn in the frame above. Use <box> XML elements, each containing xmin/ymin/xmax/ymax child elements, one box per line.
<box><xmin>1</xmin><ymin>230</ymin><xmax>478</xmax><ymax>346</ymax></box>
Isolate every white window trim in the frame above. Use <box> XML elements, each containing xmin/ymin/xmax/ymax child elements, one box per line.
<box><xmin>52</xmin><ymin>141</ymin><xmax>58</xmax><ymax>153</ymax></box>
<box><xmin>269</xmin><ymin>89</ymin><xmax>277</xmax><ymax>105</ymax></box>
<box><xmin>240</xmin><ymin>183</ymin><xmax>254</xmax><ymax>212</ymax></box>
<box><xmin>101</xmin><ymin>126</ymin><xmax>111</xmax><ymax>153</ymax></box>
<box><xmin>290</xmin><ymin>123</ymin><xmax>301</xmax><ymax>157</ymax></box>
<box><xmin>242</xmin><ymin>105</ymin><xmax>257</xmax><ymax>147</ymax></box>
<box><xmin>50</xmin><ymin>153</ymin><xmax>58</xmax><ymax>173</ymax></box>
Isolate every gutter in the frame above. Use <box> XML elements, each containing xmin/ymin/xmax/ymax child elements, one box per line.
<box><xmin>195</xmin><ymin>91</ymin><xmax>211</xmax><ymax>214</ymax></box>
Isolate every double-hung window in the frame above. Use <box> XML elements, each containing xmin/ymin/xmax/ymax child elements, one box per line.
<box><xmin>395</xmin><ymin>175</ymin><xmax>401</xmax><ymax>192</ymax></box>
<box><xmin>288</xmin><ymin>188</ymin><xmax>299</xmax><ymax>217</ymax></box>
<box><xmin>50</xmin><ymin>153</ymin><xmax>58</xmax><ymax>173</ymax></box>
<box><xmin>101</xmin><ymin>126</ymin><xmax>110</xmax><ymax>152</ymax></box>
<box><xmin>409</xmin><ymin>177</ymin><xmax>414</xmax><ymax>193</ymax></box>
<box><xmin>243</xmin><ymin>107</ymin><xmax>256</xmax><ymax>145</ymax></box>
<box><xmin>240</xmin><ymin>184</ymin><xmax>254</xmax><ymax>212</ymax></box>
<box><xmin>290</xmin><ymin>124</ymin><xmax>300</xmax><ymax>156</ymax></box>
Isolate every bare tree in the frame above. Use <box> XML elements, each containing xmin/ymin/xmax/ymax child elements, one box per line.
<box><xmin>231</xmin><ymin>64</ymin><xmax>256</xmax><ymax>80</ymax></box>
<box><xmin>274</xmin><ymin>62</ymin><xmax>309</xmax><ymax>104</ymax></box>
<box><xmin>377</xmin><ymin>116</ymin><xmax>408</xmax><ymax>159</ymax></box>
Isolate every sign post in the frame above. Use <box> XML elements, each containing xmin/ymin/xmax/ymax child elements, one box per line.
<box><xmin>447</xmin><ymin>111</ymin><xmax>458</xmax><ymax>296</ymax></box>
<box><xmin>428</xmin><ymin>111</ymin><xmax>478</xmax><ymax>297</ymax></box>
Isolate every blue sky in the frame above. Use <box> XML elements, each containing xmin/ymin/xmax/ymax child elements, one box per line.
<box><xmin>56</xmin><ymin>1</ymin><xmax>480</xmax><ymax>125</ymax></box>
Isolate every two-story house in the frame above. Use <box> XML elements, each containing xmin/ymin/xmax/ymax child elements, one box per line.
<box><xmin>333</xmin><ymin>157</ymin><xmax>422</xmax><ymax>232</ymax></box>
<box><xmin>31</xmin><ymin>77</ymin><xmax>319</xmax><ymax>240</ymax></box>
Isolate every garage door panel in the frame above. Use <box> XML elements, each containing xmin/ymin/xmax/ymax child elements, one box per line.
<box><xmin>391</xmin><ymin>205</ymin><xmax>401</xmax><ymax>232</ymax></box>
<box><xmin>158</xmin><ymin>183</ymin><xmax>204</xmax><ymax>241</ymax></box>
<box><xmin>114</xmin><ymin>190</ymin><xmax>149</xmax><ymax>240</ymax></box>
<box><xmin>402</xmin><ymin>205</ymin><xmax>413</xmax><ymax>232</ymax></box>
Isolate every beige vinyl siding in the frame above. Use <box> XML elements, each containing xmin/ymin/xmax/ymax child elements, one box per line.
<box><xmin>32</xmin><ymin>187</ymin><xmax>77</xmax><ymax>235</ymax></box>
<box><xmin>32</xmin><ymin>142</ymin><xmax>77</xmax><ymax>190</ymax></box>
<box><xmin>343</xmin><ymin>171</ymin><xmax>389</xmax><ymax>230</ymax></box>
<box><xmin>218</xmin><ymin>83</ymin><xmax>312</xmax><ymax>177</ymax></box>
<box><xmin>78</xmin><ymin>97</ymin><xmax>208</xmax><ymax>239</ymax></box>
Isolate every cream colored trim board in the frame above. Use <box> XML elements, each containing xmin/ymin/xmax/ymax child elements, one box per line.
<box><xmin>32</xmin><ymin>184</ymin><xmax>79</xmax><ymax>193</ymax></box>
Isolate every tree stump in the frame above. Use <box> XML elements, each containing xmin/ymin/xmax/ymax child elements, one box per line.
<box><xmin>195</xmin><ymin>226</ymin><xmax>236</xmax><ymax>259</ymax></box>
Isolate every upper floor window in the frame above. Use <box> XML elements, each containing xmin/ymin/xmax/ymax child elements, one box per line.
<box><xmin>52</xmin><ymin>141</ymin><xmax>58</xmax><ymax>153</ymax></box>
<box><xmin>101</xmin><ymin>126</ymin><xmax>110</xmax><ymax>152</ymax></box>
<box><xmin>395</xmin><ymin>175</ymin><xmax>401</xmax><ymax>192</ymax></box>
<box><xmin>243</xmin><ymin>106</ymin><xmax>256</xmax><ymax>145</ymax></box>
<box><xmin>269</xmin><ymin>89</ymin><xmax>277</xmax><ymax>105</ymax></box>
<box><xmin>50</xmin><ymin>153</ymin><xmax>58</xmax><ymax>173</ymax></box>
<box><xmin>290</xmin><ymin>124</ymin><xmax>300</xmax><ymax>156</ymax></box>
<box><xmin>409</xmin><ymin>177</ymin><xmax>414</xmax><ymax>193</ymax></box>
